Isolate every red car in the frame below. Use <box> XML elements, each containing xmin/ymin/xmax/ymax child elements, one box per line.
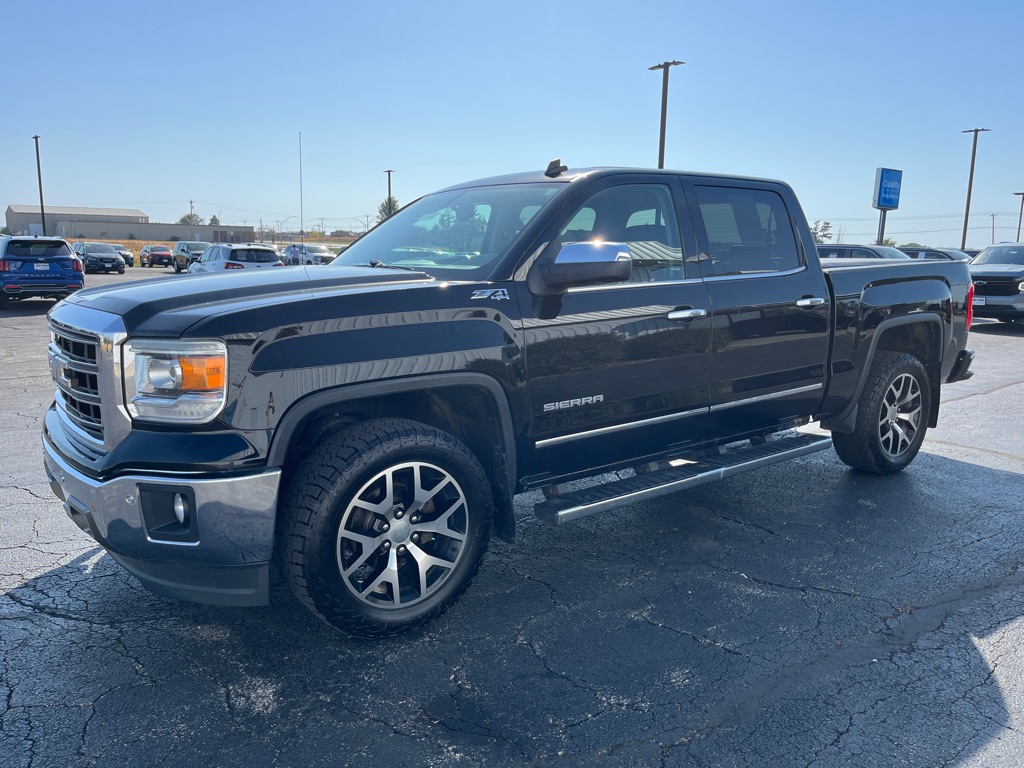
<box><xmin>140</xmin><ymin>244</ymin><xmax>173</xmax><ymax>267</ymax></box>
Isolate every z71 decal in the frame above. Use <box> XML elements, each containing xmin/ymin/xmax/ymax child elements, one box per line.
<box><xmin>471</xmin><ymin>288</ymin><xmax>510</xmax><ymax>301</ymax></box>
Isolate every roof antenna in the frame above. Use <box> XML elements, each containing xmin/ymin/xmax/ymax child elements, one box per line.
<box><xmin>544</xmin><ymin>158</ymin><xmax>568</xmax><ymax>178</ymax></box>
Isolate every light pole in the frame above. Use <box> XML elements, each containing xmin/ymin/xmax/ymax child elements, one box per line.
<box><xmin>648</xmin><ymin>60</ymin><xmax>684</xmax><ymax>169</ymax></box>
<box><xmin>1014</xmin><ymin>192</ymin><xmax>1024</xmax><ymax>241</ymax></box>
<box><xmin>960</xmin><ymin>128</ymin><xmax>990</xmax><ymax>250</ymax></box>
<box><xmin>277</xmin><ymin>216</ymin><xmax>294</xmax><ymax>240</ymax></box>
<box><xmin>32</xmin><ymin>135</ymin><xmax>46</xmax><ymax>235</ymax></box>
<box><xmin>384</xmin><ymin>169</ymin><xmax>395</xmax><ymax>215</ymax></box>
<box><xmin>298</xmin><ymin>132</ymin><xmax>304</xmax><ymax>243</ymax></box>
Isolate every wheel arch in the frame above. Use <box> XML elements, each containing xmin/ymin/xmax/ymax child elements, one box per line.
<box><xmin>269</xmin><ymin>373</ymin><xmax>518</xmax><ymax>542</ymax></box>
<box><xmin>822</xmin><ymin>314</ymin><xmax>944</xmax><ymax>433</ymax></box>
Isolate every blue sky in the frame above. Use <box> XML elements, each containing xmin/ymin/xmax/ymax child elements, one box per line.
<box><xmin>3</xmin><ymin>0</ymin><xmax>1022</xmax><ymax>248</ymax></box>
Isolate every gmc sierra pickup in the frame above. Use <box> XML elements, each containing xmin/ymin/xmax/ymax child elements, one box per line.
<box><xmin>42</xmin><ymin>164</ymin><xmax>976</xmax><ymax>637</ymax></box>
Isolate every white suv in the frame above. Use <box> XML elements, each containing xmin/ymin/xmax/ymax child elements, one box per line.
<box><xmin>187</xmin><ymin>244</ymin><xmax>285</xmax><ymax>273</ymax></box>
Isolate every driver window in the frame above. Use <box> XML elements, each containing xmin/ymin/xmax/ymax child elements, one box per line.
<box><xmin>559</xmin><ymin>184</ymin><xmax>685</xmax><ymax>282</ymax></box>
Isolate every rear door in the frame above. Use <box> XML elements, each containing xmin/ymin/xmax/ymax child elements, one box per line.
<box><xmin>685</xmin><ymin>180</ymin><xmax>831</xmax><ymax>435</ymax></box>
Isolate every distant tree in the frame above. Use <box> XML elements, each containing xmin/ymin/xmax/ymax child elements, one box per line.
<box><xmin>809</xmin><ymin>220</ymin><xmax>833</xmax><ymax>244</ymax></box>
<box><xmin>0</xmin><ymin>226</ymin><xmax>10</xmax><ymax>235</ymax></box>
<box><xmin>178</xmin><ymin>213</ymin><xmax>204</xmax><ymax>226</ymax></box>
<box><xmin>377</xmin><ymin>196</ymin><xmax>399</xmax><ymax>223</ymax></box>
<box><xmin>209</xmin><ymin>215</ymin><xmax>220</xmax><ymax>226</ymax></box>
<box><xmin>882</xmin><ymin>237</ymin><xmax>898</xmax><ymax>247</ymax></box>
<box><xmin>899</xmin><ymin>241</ymin><xmax>925</xmax><ymax>248</ymax></box>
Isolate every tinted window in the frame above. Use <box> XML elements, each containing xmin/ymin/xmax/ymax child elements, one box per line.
<box><xmin>84</xmin><ymin>243</ymin><xmax>117</xmax><ymax>254</ymax></box>
<box><xmin>5</xmin><ymin>240</ymin><xmax>72</xmax><ymax>257</ymax></box>
<box><xmin>230</xmin><ymin>248</ymin><xmax>278</xmax><ymax>263</ymax></box>
<box><xmin>559</xmin><ymin>183</ymin><xmax>685</xmax><ymax>282</ymax></box>
<box><xmin>695</xmin><ymin>186</ymin><xmax>800</xmax><ymax>275</ymax></box>
<box><xmin>850</xmin><ymin>247</ymin><xmax>879</xmax><ymax>258</ymax></box>
<box><xmin>817</xmin><ymin>247</ymin><xmax>849</xmax><ymax>259</ymax></box>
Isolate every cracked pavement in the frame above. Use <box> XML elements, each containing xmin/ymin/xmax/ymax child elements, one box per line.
<box><xmin>3</xmin><ymin>273</ymin><xmax>1024</xmax><ymax>767</ymax></box>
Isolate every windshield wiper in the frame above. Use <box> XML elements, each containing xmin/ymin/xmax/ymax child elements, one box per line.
<box><xmin>366</xmin><ymin>260</ymin><xmax>420</xmax><ymax>271</ymax></box>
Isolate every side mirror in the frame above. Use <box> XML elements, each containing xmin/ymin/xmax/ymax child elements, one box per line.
<box><xmin>536</xmin><ymin>241</ymin><xmax>632</xmax><ymax>291</ymax></box>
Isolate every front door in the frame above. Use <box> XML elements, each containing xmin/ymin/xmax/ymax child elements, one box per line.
<box><xmin>517</xmin><ymin>175</ymin><xmax>713</xmax><ymax>483</ymax></box>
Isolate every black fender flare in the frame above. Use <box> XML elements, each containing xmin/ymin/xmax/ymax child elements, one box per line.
<box><xmin>267</xmin><ymin>372</ymin><xmax>518</xmax><ymax>534</ymax></box>
<box><xmin>820</xmin><ymin>313</ymin><xmax>944</xmax><ymax>433</ymax></box>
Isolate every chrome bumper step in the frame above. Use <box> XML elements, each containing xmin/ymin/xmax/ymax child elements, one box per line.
<box><xmin>534</xmin><ymin>432</ymin><xmax>833</xmax><ymax>525</ymax></box>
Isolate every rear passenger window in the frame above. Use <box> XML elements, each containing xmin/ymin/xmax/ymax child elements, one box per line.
<box><xmin>694</xmin><ymin>186</ymin><xmax>801</xmax><ymax>276</ymax></box>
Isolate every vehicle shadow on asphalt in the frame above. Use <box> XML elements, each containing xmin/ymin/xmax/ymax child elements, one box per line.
<box><xmin>5</xmin><ymin>449</ymin><xmax>1024</xmax><ymax>766</ymax></box>
<box><xmin>969</xmin><ymin>319</ymin><xmax>1024</xmax><ymax>335</ymax></box>
<box><xmin>0</xmin><ymin>300</ymin><xmax>57</xmax><ymax>319</ymax></box>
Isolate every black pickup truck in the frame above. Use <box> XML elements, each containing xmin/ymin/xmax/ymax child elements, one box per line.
<box><xmin>42</xmin><ymin>165</ymin><xmax>975</xmax><ymax>637</ymax></box>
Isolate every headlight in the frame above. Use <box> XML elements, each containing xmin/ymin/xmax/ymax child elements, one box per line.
<box><xmin>122</xmin><ymin>339</ymin><xmax>227</xmax><ymax>423</ymax></box>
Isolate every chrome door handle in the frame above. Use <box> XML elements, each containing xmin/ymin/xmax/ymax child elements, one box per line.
<box><xmin>795</xmin><ymin>297</ymin><xmax>826</xmax><ymax>308</ymax></box>
<box><xmin>667</xmin><ymin>308</ymin><xmax>707</xmax><ymax>320</ymax></box>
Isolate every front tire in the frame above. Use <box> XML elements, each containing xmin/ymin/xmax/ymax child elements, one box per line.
<box><xmin>279</xmin><ymin>418</ymin><xmax>493</xmax><ymax>637</ymax></box>
<box><xmin>832</xmin><ymin>351</ymin><xmax>931</xmax><ymax>474</ymax></box>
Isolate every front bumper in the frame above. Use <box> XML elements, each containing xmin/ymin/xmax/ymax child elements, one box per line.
<box><xmin>42</xmin><ymin>437</ymin><xmax>281</xmax><ymax>606</ymax></box>
<box><xmin>972</xmin><ymin>295</ymin><xmax>1024</xmax><ymax>320</ymax></box>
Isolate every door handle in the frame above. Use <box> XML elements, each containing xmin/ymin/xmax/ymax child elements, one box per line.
<box><xmin>667</xmin><ymin>308</ymin><xmax>707</xmax><ymax>320</ymax></box>
<box><xmin>795</xmin><ymin>297</ymin><xmax>826</xmax><ymax>308</ymax></box>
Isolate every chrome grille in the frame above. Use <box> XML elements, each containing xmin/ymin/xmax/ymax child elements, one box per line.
<box><xmin>49</xmin><ymin>322</ymin><xmax>104</xmax><ymax>442</ymax></box>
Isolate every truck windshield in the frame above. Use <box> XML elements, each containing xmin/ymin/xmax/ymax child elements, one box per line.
<box><xmin>330</xmin><ymin>183</ymin><xmax>563</xmax><ymax>278</ymax></box>
<box><xmin>973</xmin><ymin>245</ymin><xmax>1024</xmax><ymax>265</ymax></box>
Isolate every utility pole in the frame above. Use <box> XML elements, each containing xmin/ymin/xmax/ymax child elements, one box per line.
<box><xmin>960</xmin><ymin>128</ymin><xmax>990</xmax><ymax>250</ymax></box>
<box><xmin>32</xmin><ymin>135</ymin><xmax>46</xmax><ymax>235</ymax></box>
<box><xmin>384</xmin><ymin>169</ymin><xmax>395</xmax><ymax>214</ymax></box>
<box><xmin>648</xmin><ymin>60</ymin><xmax>684</xmax><ymax>169</ymax></box>
<box><xmin>991</xmin><ymin>212</ymin><xmax>998</xmax><ymax>244</ymax></box>
<box><xmin>189</xmin><ymin>199</ymin><xmax>194</xmax><ymax>219</ymax></box>
<box><xmin>1014</xmin><ymin>192</ymin><xmax>1024</xmax><ymax>241</ymax></box>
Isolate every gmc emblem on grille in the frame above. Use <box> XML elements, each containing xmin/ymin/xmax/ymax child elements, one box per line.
<box><xmin>49</xmin><ymin>352</ymin><xmax>71</xmax><ymax>388</ymax></box>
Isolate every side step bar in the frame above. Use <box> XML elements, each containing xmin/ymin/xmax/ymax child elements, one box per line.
<box><xmin>534</xmin><ymin>432</ymin><xmax>832</xmax><ymax>525</ymax></box>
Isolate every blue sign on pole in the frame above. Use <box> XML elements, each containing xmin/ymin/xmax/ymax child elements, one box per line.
<box><xmin>873</xmin><ymin>168</ymin><xmax>902</xmax><ymax>211</ymax></box>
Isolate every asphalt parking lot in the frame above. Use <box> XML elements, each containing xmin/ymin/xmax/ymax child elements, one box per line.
<box><xmin>3</xmin><ymin>269</ymin><xmax>1024</xmax><ymax>767</ymax></box>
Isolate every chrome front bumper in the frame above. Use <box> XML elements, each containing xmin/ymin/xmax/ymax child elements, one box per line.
<box><xmin>43</xmin><ymin>437</ymin><xmax>281</xmax><ymax>606</ymax></box>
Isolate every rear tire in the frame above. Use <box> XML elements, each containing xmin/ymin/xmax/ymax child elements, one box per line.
<box><xmin>279</xmin><ymin>418</ymin><xmax>492</xmax><ymax>637</ymax></box>
<box><xmin>832</xmin><ymin>351</ymin><xmax>931</xmax><ymax>474</ymax></box>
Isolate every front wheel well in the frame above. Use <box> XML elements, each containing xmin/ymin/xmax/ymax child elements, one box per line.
<box><xmin>278</xmin><ymin>384</ymin><xmax>516</xmax><ymax>541</ymax></box>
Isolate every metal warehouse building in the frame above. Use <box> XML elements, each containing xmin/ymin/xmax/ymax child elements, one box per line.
<box><xmin>5</xmin><ymin>205</ymin><xmax>255</xmax><ymax>243</ymax></box>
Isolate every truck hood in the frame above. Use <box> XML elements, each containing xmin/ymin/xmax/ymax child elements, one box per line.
<box><xmin>969</xmin><ymin>264</ymin><xmax>1024</xmax><ymax>278</ymax></box>
<box><xmin>59</xmin><ymin>265</ymin><xmax>435</xmax><ymax>336</ymax></box>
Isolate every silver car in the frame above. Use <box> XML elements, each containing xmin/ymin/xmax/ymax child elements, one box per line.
<box><xmin>187</xmin><ymin>244</ymin><xmax>285</xmax><ymax>273</ymax></box>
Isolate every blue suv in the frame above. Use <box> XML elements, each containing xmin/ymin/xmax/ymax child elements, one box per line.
<box><xmin>0</xmin><ymin>236</ymin><xmax>84</xmax><ymax>307</ymax></box>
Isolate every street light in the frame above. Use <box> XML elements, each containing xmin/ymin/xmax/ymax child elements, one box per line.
<box><xmin>960</xmin><ymin>128</ymin><xmax>990</xmax><ymax>250</ymax></box>
<box><xmin>1014</xmin><ymin>192</ymin><xmax>1024</xmax><ymax>242</ymax></box>
<box><xmin>32</xmin><ymin>135</ymin><xmax>46</xmax><ymax>236</ymax></box>
<box><xmin>648</xmin><ymin>60</ymin><xmax>684</xmax><ymax>169</ymax></box>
